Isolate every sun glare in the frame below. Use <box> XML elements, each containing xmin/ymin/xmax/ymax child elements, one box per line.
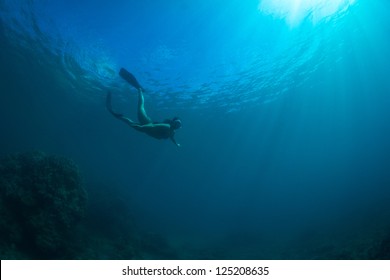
<box><xmin>258</xmin><ymin>0</ymin><xmax>356</xmax><ymax>26</ymax></box>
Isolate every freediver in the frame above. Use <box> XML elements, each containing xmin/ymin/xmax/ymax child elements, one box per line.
<box><xmin>106</xmin><ymin>68</ymin><xmax>181</xmax><ymax>147</ymax></box>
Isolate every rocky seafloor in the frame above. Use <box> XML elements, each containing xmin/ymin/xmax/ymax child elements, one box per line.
<box><xmin>0</xmin><ymin>151</ymin><xmax>389</xmax><ymax>260</ymax></box>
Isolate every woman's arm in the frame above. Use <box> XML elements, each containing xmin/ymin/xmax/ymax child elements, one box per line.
<box><xmin>170</xmin><ymin>136</ymin><xmax>181</xmax><ymax>147</ymax></box>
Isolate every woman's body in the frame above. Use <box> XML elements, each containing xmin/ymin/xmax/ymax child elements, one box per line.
<box><xmin>106</xmin><ymin>68</ymin><xmax>181</xmax><ymax>147</ymax></box>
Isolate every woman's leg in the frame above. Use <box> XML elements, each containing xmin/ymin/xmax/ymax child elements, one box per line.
<box><xmin>115</xmin><ymin>115</ymin><xmax>144</xmax><ymax>133</ymax></box>
<box><xmin>106</xmin><ymin>91</ymin><xmax>124</xmax><ymax>118</ymax></box>
<box><xmin>137</xmin><ymin>89</ymin><xmax>152</xmax><ymax>125</ymax></box>
<box><xmin>106</xmin><ymin>92</ymin><xmax>139</xmax><ymax>128</ymax></box>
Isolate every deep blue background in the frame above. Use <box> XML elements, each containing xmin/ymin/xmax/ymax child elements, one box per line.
<box><xmin>1</xmin><ymin>0</ymin><xmax>389</xmax><ymax>259</ymax></box>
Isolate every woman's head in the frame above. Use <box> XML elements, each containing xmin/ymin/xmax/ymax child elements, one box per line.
<box><xmin>171</xmin><ymin>117</ymin><xmax>182</xmax><ymax>130</ymax></box>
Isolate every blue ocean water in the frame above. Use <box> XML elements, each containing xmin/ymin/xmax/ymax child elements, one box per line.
<box><xmin>0</xmin><ymin>0</ymin><xmax>389</xmax><ymax>259</ymax></box>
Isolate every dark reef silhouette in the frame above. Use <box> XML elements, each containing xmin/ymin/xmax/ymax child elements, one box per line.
<box><xmin>0</xmin><ymin>151</ymin><xmax>87</xmax><ymax>258</ymax></box>
<box><xmin>0</xmin><ymin>151</ymin><xmax>176</xmax><ymax>259</ymax></box>
<box><xmin>0</xmin><ymin>151</ymin><xmax>389</xmax><ymax>260</ymax></box>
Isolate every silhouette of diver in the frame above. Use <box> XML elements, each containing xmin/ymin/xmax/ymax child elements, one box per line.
<box><xmin>106</xmin><ymin>68</ymin><xmax>181</xmax><ymax>147</ymax></box>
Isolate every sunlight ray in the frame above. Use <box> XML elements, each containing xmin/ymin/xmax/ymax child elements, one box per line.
<box><xmin>258</xmin><ymin>0</ymin><xmax>356</xmax><ymax>26</ymax></box>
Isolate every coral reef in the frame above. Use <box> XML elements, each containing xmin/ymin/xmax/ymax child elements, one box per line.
<box><xmin>0</xmin><ymin>150</ymin><xmax>174</xmax><ymax>259</ymax></box>
<box><xmin>0</xmin><ymin>151</ymin><xmax>87</xmax><ymax>258</ymax></box>
<box><xmin>5</xmin><ymin>151</ymin><xmax>389</xmax><ymax>260</ymax></box>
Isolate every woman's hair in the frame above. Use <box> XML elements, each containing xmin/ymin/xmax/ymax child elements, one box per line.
<box><xmin>163</xmin><ymin>117</ymin><xmax>182</xmax><ymax>130</ymax></box>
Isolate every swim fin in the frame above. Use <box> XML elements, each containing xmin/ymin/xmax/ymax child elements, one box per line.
<box><xmin>119</xmin><ymin>68</ymin><xmax>143</xmax><ymax>91</ymax></box>
<box><xmin>106</xmin><ymin>91</ymin><xmax>123</xmax><ymax>118</ymax></box>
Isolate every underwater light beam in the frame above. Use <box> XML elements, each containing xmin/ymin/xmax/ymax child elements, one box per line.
<box><xmin>258</xmin><ymin>0</ymin><xmax>356</xmax><ymax>26</ymax></box>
